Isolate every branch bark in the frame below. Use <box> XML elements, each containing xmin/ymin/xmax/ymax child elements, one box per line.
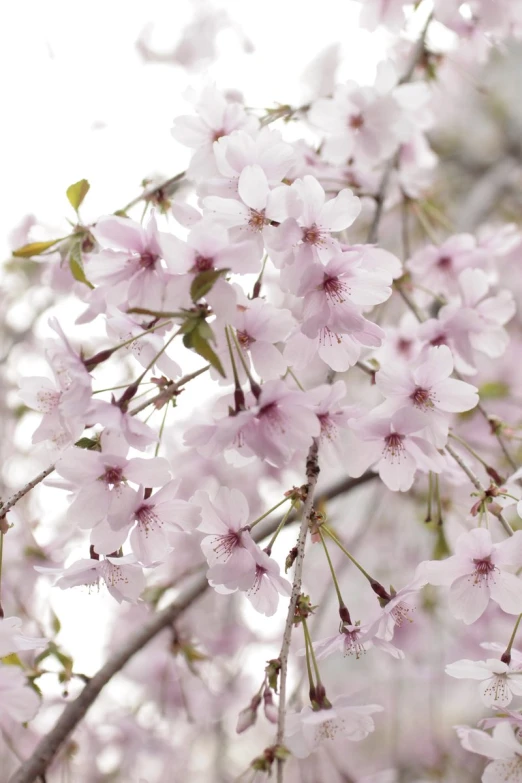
<box><xmin>276</xmin><ymin>440</ymin><xmax>320</xmax><ymax>783</ymax></box>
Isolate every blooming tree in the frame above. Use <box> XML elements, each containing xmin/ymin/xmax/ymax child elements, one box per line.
<box><xmin>3</xmin><ymin>2</ymin><xmax>522</xmax><ymax>782</ymax></box>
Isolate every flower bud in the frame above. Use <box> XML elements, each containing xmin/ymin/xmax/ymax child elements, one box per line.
<box><xmin>263</xmin><ymin>689</ymin><xmax>278</xmax><ymax>724</ymax></box>
<box><xmin>236</xmin><ymin>693</ymin><xmax>261</xmax><ymax>734</ymax></box>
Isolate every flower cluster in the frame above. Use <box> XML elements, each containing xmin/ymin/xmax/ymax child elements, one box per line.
<box><xmin>4</xmin><ymin>1</ymin><xmax>522</xmax><ymax>781</ymax></box>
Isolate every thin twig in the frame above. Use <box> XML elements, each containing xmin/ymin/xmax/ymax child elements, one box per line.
<box><xmin>276</xmin><ymin>440</ymin><xmax>320</xmax><ymax>783</ymax></box>
<box><xmin>445</xmin><ymin>443</ymin><xmax>514</xmax><ymax>537</ymax></box>
<box><xmin>129</xmin><ymin>364</ymin><xmax>209</xmax><ymax>415</ymax></box>
<box><xmin>0</xmin><ymin>466</ymin><xmax>55</xmax><ymax>521</ymax></box>
<box><xmin>366</xmin><ymin>13</ymin><xmax>432</xmax><ymax>244</ymax></box>
<box><xmin>120</xmin><ymin>170</ymin><xmax>186</xmax><ymax>214</ymax></box>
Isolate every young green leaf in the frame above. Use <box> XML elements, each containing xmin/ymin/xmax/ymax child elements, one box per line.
<box><xmin>12</xmin><ymin>239</ymin><xmax>64</xmax><ymax>258</ymax></box>
<box><xmin>190</xmin><ymin>268</ymin><xmax>228</xmax><ymax>302</ymax></box>
<box><xmin>66</xmin><ymin>179</ymin><xmax>90</xmax><ymax>212</ymax></box>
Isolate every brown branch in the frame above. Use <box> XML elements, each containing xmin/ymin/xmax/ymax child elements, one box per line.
<box><xmin>0</xmin><ymin>466</ymin><xmax>55</xmax><ymax>522</ymax></box>
<box><xmin>276</xmin><ymin>440</ymin><xmax>320</xmax><ymax>783</ymax></box>
<box><xmin>120</xmin><ymin>170</ymin><xmax>186</xmax><ymax>214</ymax></box>
<box><xmin>9</xmin><ymin>469</ymin><xmax>376</xmax><ymax>783</ymax></box>
<box><xmin>129</xmin><ymin>364</ymin><xmax>209</xmax><ymax>416</ymax></box>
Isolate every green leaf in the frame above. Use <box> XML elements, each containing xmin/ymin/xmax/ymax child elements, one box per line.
<box><xmin>69</xmin><ymin>243</ymin><xmax>94</xmax><ymax>289</ymax></box>
<box><xmin>66</xmin><ymin>179</ymin><xmax>90</xmax><ymax>212</ymax></box>
<box><xmin>12</xmin><ymin>239</ymin><xmax>63</xmax><ymax>258</ymax></box>
<box><xmin>190</xmin><ymin>268</ymin><xmax>228</xmax><ymax>302</ymax></box>
<box><xmin>74</xmin><ymin>437</ymin><xmax>100</xmax><ymax>450</ymax></box>
<box><xmin>188</xmin><ymin>330</ymin><xmax>225</xmax><ymax>377</ymax></box>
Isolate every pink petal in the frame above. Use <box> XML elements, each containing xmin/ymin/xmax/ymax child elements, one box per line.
<box><xmin>238</xmin><ymin>164</ymin><xmax>269</xmax><ymax>211</ymax></box>
<box><xmin>449</xmin><ymin>574</ymin><xmax>490</xmax><ymax>624</ymax></box>
<box><xmin>319</xmin><ymin>188</ymin><xmax>361</xmax><ymax>232</ymax></box>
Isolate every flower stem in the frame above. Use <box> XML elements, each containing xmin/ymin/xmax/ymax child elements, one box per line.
<box><xmin>322</xmin><ymin>525</ymin><xmax>375</xmax><ymax>584</ymax></box>
<box><xmin>225</xmin><ymin>326</ymin><xmax>245</xmax><ymax>411</ymax></box>
<box><xmin>449</xmin><ymin>432</ymin><xmax>494</xmax><ymax>472</ymax></box>
<box><xmin>434</xmin><ymin>474</ymin><xmax>443</xmax><ymax>526</ymax></box>
<box><xmin>286</xmin><ymin>367</ymin><xmax>305</xmax><ymax>392</ymax></box>
<box><xmin>317</xmin><ymin>528</ymin><xmax>345</xmax><ymax>609</ymax></box>
<box><xmin>502</xmin><ymin>614</ymin><xmax>522</xmax><ymax>664</ymax></box>
<box><xmin>426</xmin><ymin>472</ymin><xmax>433</xmax><ymax>523</ymax></box>
<box><xmin>302</xmin><ymin>621</ymin><xmax>316</xmax><ymax>697</ymax></box>
<box><xmin>154</xmin><ymin>402</ymin><xmax>170</xmax><ymax>457</ymax></box>
<box><xmin>302</xmin><ymin>618</ymin><xmax>322</xmax><ymax>689</ymax></box>
<box><xmin>230</xmin><ymin>327</ymin><xmax>261</xmax><ymax>398</ymax></box>
<box><xmin>264</xmin><ymin>502</ymin><xmax>297</xmax><ymax>555</ymax></box>
<box><xmin>249</xmin><ymin>497</ymin><xmax>292</xmax><ymax>531</ymax></box>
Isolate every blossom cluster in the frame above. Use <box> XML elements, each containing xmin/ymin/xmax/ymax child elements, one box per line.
<box><xmin>3</xmin><ymin>1</ymin><xmax>522</xmax><ymax>781</ymax></box>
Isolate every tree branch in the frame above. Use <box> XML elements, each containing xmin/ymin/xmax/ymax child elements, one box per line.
<box><xmin>0</xmin><ymin>466</ymin><xmax>55</xmax><ymax>522</ymax></box>
<box><xmin>276</xmin><ymin>440</ymin><xmax>320</xmax><ymax>783</ymax></box>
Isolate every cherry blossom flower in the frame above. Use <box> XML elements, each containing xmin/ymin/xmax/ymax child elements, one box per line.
<box><xmin>419</xmin><ymin>269</ymin><xmax>515</xmax><ymax>375</ymax></box>
<box><xmin>374</xmin><ymin>312</ymin><xmax>423</xmax><ymax>366</ymax></box>
<box><xmin>245</xmin><ymin>547</ymin><xmax>291</xmax><ymax>616</ymax></box>
<box><xmin>308</xmin><ymin>81</ymin><xmax>405</xmax><ymax>165</ymax></box>
<box><xmin>373</xmin><ymin>574</ymin><xmax>428</xmax><ymax>641</ymax></box>
<box><xmin>242</xmin><ymin>380</ymin><xmax>321</xmax><ymax>467</ymax></box>
<box><xmin>184</xmin><ymin>408</ymin><xmax>254</xmax><ymax>461</ymax></box>
<box><xmin>299</xmin><ymin>248</ymin><xmax>394</xmax><ymax>313</ymax></box>
<box><xmin>375</xmin><ymin>345</ymin><xmax>479</xmax><ymax>446</ymax></box>
<box><xmin>446</xmin><ymin>657</ymin><xmax>522</xmax><ymax>707</ymax></box>
<box><xmin>184</xmin><ymin>381</ymin><xmax>319</xmax><ymax>467</ymax></box>
<box><xmin>0</xmin><ymin>617</ymin><xmax>47</xmax><ymax>657</ymax></box>
<box><xmin>88</xmin><ymin>213</ymin><xmax>173</xmax><ymax>311</ymax></box>
<box><xmin>407</xmin><ymin>234</ymin><xmax>490</xmax><ymax>295</ymax></box>
<box><xmin>207</xmin><ymin>126</ymin><xmax>296</xmax><ymax>197</ymax></box>
<box><xmin>348</xmin><ymin>408</ymin><xmax>445</xmax><ymax>491</ymax></box>
<box><xmin>171</xmin><ymin>85</ymin><xmax>258</xmax><ymax>180</ymax></box>
<box><xmin>267</xmin><ymin>176</ymin><xmax>361</xmax><ymax>283</ymax></box>
<box><xmin>0</xmin><ymin>664</ymin><xmax>40</xmax><ymax>724</ymax></box>
<box><xmin>307</xmin><ymin>380</ymin><xmax>361</xmax><ymax>463</ymax></box>
<box><xmin>18</xmin><ymin>319</ymin><xmax>92</xmax><ymax>449</ymax></box>
<box><xmin>39</xmin><ymin>555</ymin><xmax>146</xmax><ymax>603</ymax></box>
<box><xmin>225</xmin><ymin>294</ymin><xmax>295</xmax><ymax>380</ymax></box>
<box><xmin>54</xmin><ymin>440</ymin><xmax>171</xmax><ymax>538</ymax></box>
<box><xmin>203</xmin><ymin>164</ymin><xmax>290</xmax><ymax>249</ymax></box>
<box><xmin>456</xmin><ymin>722</ymin><xmax>522</xmax><ymax>783</ymax></box>
<box><xmin>285</xmin><ymin>697</ymin><xmax>383</xmax><ymax>758</ymax></box>
<box><xmin>127</xmin><ymin>482</ymin><xmax>200</xmax><ymax>565</ymax></box>
<box><xmin>196</xmin><ymin>486</ymin><xmax>258</xmax><ymax>593</ymax></box>
<box><xmin>86</xmin><ymin>480</ymin><xmax>198</xmax><ymax>562</ymax></box>
<box><xmin>419</xmin><ymin>527</ymin><xmax>522</xmax><ymax>624</ymax></box>
<box><xmin>87</xmin><ymin>400</ymin><xmax>158</xmax><ymax>451</ymax></box>
<box><xmin>306</xmin><ymin>621</ymin><xmax>404</xmax><ymax>661</ymax></box>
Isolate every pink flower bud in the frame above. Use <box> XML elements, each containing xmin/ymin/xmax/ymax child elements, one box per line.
<box><xmin>236</xmin><ymin>693</ymin><xmax>261</xmax><ymax>734</ymax></box>
<box><xmin>263</xmin><ymin>689</ymin><xmax>278</xmax><ymax>724</ymax></box>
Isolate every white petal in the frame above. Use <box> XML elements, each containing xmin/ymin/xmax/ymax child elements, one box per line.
<box><xmin>238</xmin><ymin>164</ymin><xmax>269</xmax><ymax>211</ymax></box>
